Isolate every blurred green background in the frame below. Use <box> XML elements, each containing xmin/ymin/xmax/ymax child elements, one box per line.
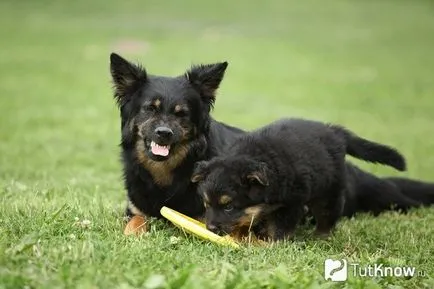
<box><xmin>1</xmin><ymin>0</ymin><xmax>433</xmax><ymax>288</ymax></box>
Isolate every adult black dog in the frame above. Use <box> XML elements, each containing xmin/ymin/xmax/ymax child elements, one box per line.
<box><xmin>190</xmin><ymin>118</ymin><xmax>406</xmax><ymax>240</ymax></box>
<box><xmin>109</xmin><ymin>53</ymin><xmax>241</xmax><ymax>234</ymax></box>
<box><xmin>109</xmin><ymin>53</ymin><xmax>434</xmax><ymax>235</ymax></box>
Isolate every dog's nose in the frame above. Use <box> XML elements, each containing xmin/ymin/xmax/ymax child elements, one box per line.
<box><xmin>154</xmin><ymin>127</ymin><xmax>173</xmax><ymax>140</ymax></box>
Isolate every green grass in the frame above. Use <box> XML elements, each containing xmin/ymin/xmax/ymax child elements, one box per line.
<box><xmin>1</xmin><ymin>0</ymin><xmax>434</xmax><ymax>288</ymax></box>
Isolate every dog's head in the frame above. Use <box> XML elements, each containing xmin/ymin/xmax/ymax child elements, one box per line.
<box><xmin>109</xmin><ymin>53</ymin><xmax>228</xmax><ymax>178</ymax></box>
<box><xmin>191</xmin><ymin>156</ymin><xmax>279</xmax><ymax>235</ymax></box>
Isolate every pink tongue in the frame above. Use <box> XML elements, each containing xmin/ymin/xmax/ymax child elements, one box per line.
<box><xmin>151</xmin><ymin>145</ymin><xmax>169</xmax><ymax>157</ymax></box>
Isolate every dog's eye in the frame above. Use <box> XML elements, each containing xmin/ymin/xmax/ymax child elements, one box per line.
<box><xmin>174</xmin><ymin>110</ymin><xmax>188</xmax><ymax>117</ymax></box>
<box><xmin>142</xmin><ymin>105</ymin><xmax>157</xmax><ymax>113</ymax></box>
<box><xmin>224</xmin><ymin>205</ymin><xmax>234</xmax><ymax>213</ymax></box>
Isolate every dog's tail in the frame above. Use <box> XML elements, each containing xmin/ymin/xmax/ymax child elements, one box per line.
<box><xmin>343</xmin><ymin>165</ymin><xmax>434</xmax><ymax>217</ymax></box>
<box><xmin>385</xmin><ymin>177</ymin><xmax>434</xmax><ymax>205</ymax></box>
<box><xmin>329</xmin><ymin>125</ymin><xmax>406</xmax><ymax>171</ymax></box>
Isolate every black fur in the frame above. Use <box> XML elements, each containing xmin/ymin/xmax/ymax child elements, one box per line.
<box><xmin>110</xmin><ymin>53</ymin><xmax>242</xmax><ymax>220</ymax></box>
<box><xmin>192</xmin><ymin>118</ymin><xmax>407</xmax><ymax>240</ymax></box>
<box><xmin>330</xmin><ymin>126</ymin><xmax>406</xmax><ymax>171</ymax></box>
<box><xmin>343</xmin><ymin>165</ymin><xmax>434</xmax><ymax>216</ymax></box>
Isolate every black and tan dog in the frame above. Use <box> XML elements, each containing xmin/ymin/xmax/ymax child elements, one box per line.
<box><xmin>109</xmin><ymin>53</ymin><xmax>242</xmax><ymax>234</ymax></box>
<box><xmin>191</xmin><ymin>118</ymin><xmax>407</xmax><ymax>240</ymax></box>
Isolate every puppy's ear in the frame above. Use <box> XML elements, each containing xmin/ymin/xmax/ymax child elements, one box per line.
<box><xmin>186</xmin><ymin>62</ymin><xmax>228</xmax><ymax>109</ymax></box>
<box><xmin>191</xmin><ymin>161</ymin><xmax>209</xmax><ymax>183</ymax></box>
<box><xmin>110</xmin><ymin>53</ymin><xmax>147</xmax><ymax>106</ymax></box>
<box><xmin>246</xmin><ymin>162</ymin><xmax>269</xmax><ymax>186</ymax></box>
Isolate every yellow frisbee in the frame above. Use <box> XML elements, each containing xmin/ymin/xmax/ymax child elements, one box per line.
<box><xmin>160</xmin><ymin>206</ymin><xmax>240</xmax><ymax>249</ymax></box>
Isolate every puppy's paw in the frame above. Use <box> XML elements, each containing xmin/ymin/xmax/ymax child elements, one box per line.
<box><xmin>124</xmin><ymin>215</ymin><xmax>148</xmax><ymax>236</ymax></box>
<box><xmin>270</xmin><ymin>229</ymin><xmax>295</xmax><ymax>242</ymax></box>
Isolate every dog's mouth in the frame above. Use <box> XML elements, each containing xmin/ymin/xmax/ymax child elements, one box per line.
<box><xmin>144</xmin><ymin>140</ymin><xmax>173</xmax><ymax>161</ymax></box>
<box><xmin>150</xmin><ymin>141</ymin><xmax>171</xmax><ymax>157</ymax></box>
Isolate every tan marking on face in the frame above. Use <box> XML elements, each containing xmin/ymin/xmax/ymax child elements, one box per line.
<box><xmin>236</xmin><ymin>211</ymin><xmax>259</xmax><ymax>227</ymax></box>
<box><xmin>135</xmin><ymin>141</ymin><xmax>189</xmax><ymax>187</ymax></box>
<box><xmin>219</xmin><ymin>195</ymin><xmax>232</xmax><ymax>205</ymax></box>
<box><xmin>175</xmin><ymin>104</ymin><xmax>189</xmax><ymax>113</ymax></box>
<box><xmin>153</xmin><ymin>99</ymin><xmax>161</xmax><ymax>108</ymax></box>
<box><xmin>236</xmin><ymin>204</ymin><xmax>282</xmax><ymax>228</ymax></box>
<box><xmin>244</xmin><ymin>205</ymin><xmax>263</xmax><ymax>217</ymax></box>
<box><xmin>174</xmin><ymin>105</ymin><xmax>182</xmax><ymax>113</ymax></box>
<box><xmin>203</xmin><ymin>202</ymin><xmax>209</xmax><ymax>209</ymax></box>
<box><xmin>202</xmin><ymin>192</ymin><xmax>210</xmax><ymax>203</ymax></box>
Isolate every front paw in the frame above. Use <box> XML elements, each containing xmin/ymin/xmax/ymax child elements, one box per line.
<box><xmin>272</xmin><ymin>231</ymin><xmax>294</xmax><ymax>242</ymax></box>
<box><xmin>124</xmin><ymin>215</ymin><xmax>148</xmax><ymax>236</ymax></box>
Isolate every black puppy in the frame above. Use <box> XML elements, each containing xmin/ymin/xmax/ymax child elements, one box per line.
<box><xmin>192</xmin><ymin>118</ymin><xmax>406</xmax><ymax>240</ymax></box>
<box><xmin>109</xmin><ymin>53</ymin><xmax>242</xmax><ymax>234</ymax></box>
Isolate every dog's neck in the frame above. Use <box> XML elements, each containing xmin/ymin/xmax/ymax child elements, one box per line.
<box><xmin>134</xmin><ymin>135</ymin><xmax>208</xmax><ymax>187</ymax></box>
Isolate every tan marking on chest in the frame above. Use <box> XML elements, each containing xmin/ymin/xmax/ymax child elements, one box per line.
<box><xmin>136</xmin><ymin>141</ymin><xmax>189</xmax><ymax>187</ymax></box>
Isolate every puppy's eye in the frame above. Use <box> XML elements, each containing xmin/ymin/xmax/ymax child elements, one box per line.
<box><xmin>224</xmin><ymin>205</ymin><xmax>234</xmax><ymax>213</ymax></box>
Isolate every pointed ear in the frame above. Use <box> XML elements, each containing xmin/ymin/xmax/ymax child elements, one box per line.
<box><xmin>246</xmin><ymin>162</ymin><xmax>269</xmax><ymax>186</ymax></box>
<box><xmin>191</xmin><ymin>161</ymin><xmax>209</xmax><ymax>183</ymax></box>
<box><xmin>186</xmin><ymin>62</ymin><xmax>228</xmax><ymax>109</ymax></box>
<box><xmin>110</xmin><ymin>53</ymin><xmax>147</xmax><ymax>106</ymax></box>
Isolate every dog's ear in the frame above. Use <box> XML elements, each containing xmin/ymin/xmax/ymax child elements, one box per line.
<box><xmin>110</xmin><ymin>53</ymin><xmax>147</xmax><ymax>106</ymax></box>
<box><xmin>246</xmin><ymin>162</ymin><xmax>269</xmax><ymax>186</ymax></box>
<box><xmin>191</xmin><ymin>161</ymin><xmax>209</xmax><ymax>183</ymax></box>
<box><xmin>186</xmin><ymin>62</ymin><xmax>228</xmax><ymax>109</ymax></box>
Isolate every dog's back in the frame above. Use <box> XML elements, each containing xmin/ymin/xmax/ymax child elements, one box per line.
<box><xmin>227</xmin><ymin>118</ymin><xmax>345</xmax><ymax>194</ymax></box>
<box><xmin>233</xmin><ymin>118</ymin><xmax>405</xmax><ymax>171</ymax></box>
<box><xmin>231</xmin><ymin>118</ymin><xmax>347</xmax><ymax>166</ymax></box>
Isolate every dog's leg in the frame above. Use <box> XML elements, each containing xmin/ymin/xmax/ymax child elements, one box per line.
<box><xmin>124</xmin><ymin>202</ymin><xmax>149</xmax><ymax>235</ymax></box>
<box><xmin>310</xmin><ymin>188</ymin><xmax>345</xmax><ymax>238</ymax></box>
<box><xmin>268</xmin><ymin>206</ymin><xmax>303</xmax><ymax>241</ymax></box>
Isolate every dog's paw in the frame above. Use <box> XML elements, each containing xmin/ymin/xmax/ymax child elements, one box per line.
<box><xmin>124</xmin><ymin>215</ymin><xmax>148</xmax><ymax>236</ymax></box>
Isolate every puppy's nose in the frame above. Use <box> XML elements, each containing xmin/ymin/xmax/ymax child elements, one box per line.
<box><xmin>154</xmin><ymin>127</ymin><xmax>173</xmax><ymax>140</ymax></box>
<box><xmin>206</xmin><ymin>223</ymin><xmax>219</xmax><ymax>234</ymax></box>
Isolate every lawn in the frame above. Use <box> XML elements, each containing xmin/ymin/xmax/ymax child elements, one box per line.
<box><xmin>1</xmin><ymin>0</ymin><xmax>434</xmax><ymax>288</ymax></box>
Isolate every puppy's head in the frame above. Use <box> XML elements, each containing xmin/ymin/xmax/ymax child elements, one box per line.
<box><xmin>110</xmin><ymin>53</ymin><xmax>228</xmax><ymax>163</ymax></box>
<box><xmin>192</xmin><ymin>156</ymin><xmax>279</xmax><ymax>235</ymax></box>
